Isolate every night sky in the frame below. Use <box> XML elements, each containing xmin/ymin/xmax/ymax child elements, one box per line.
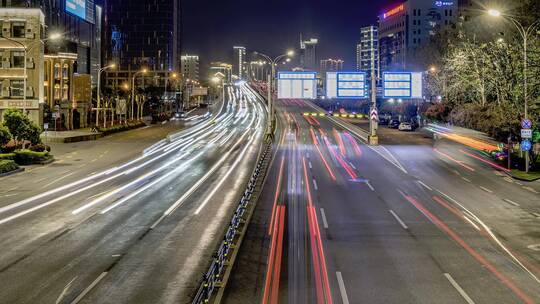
<box><xmin>182</xmin><ymin>0</ymin><xmax>398</xmax><ymax>71</ymax></box>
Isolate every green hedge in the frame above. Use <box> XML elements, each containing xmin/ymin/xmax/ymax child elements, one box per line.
<box><xmin>13</xmin><ymin>149</ymin><xmax>52</xmax><ymax>165</ymax></box>
<box><xmin>0</xmin><ymin>153</ymin><xmax>15</xmax><ymax>160</ymax></box>
<box><xmin>0</xmin><ymin>159</ymin><xmax>19</xmax><ymax>174</ymax></box>
<box><xmin>97</xmin><ymin>122</ymin><xmax>146</xmax><ymax>136</ymax></box>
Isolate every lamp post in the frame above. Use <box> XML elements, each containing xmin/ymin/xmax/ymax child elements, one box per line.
<box><xmin>131</xmin><ymin>68</ymin><xmax>148</xmax><ymax>121</ymax></box>
<box><xmin>1</xmin><ymin>33</ymin><xmax>61</xmax><ymax>116</ymax></box>
<box><xmin>211</xmin><ymin>76</ymin><xmax>225</xmax><ymax>104</ymax></box>
<box><xmin>96</xmin><ymin>63</ymin><xmax>116</xmax><ymax>127</ymax></box>
<box><xmin>487</xmin><ymin>9</ymin><xmax>540</xmax><ymax>173</ymax></box>
<box><xmin>253</xmin><ymin>50</ymin><xmax>294</xmax><ymax>137</ymax></box>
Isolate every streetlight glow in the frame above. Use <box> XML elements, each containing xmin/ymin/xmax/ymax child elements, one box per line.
<box><xmin>49</xmin><ymin>32</ymin><xmax>62</xmax><ymax>41</ymax></box>
<box><xmin>487</xmin><ymin>9</ymin><xmax>502</xmax><ymax>17</ymax></box>
<box><xmin>287</xmin><ymin>50</ymin><xmax>295</xmax><ymax>57</ymax></box>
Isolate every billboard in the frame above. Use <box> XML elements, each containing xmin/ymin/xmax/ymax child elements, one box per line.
<box><xmin>326</xmin><ymin>72</ymin><xmax>367</xmax><ymax>99</ymax></box>
<box><xmin>66</xmin><ymin>0</ymin><xmax>95</xmax><ymax>23</ymax></box>
<box><xmin>277</xmin><ymin>72</ymin><xmax>317</xmax><ymax>99</ymax></box>
<box><xmin>383</xmin><ymin>72</ymin><xmax>423</xmax><ymax>99</ymax></box>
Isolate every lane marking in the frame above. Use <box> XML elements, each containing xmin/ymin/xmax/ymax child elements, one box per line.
<box><xmin>389</xmin><ymin>210</ymin><xmax>408</xmax><ymax>230</ymax></box>
<box><xmin>461</xmin><ymin>177</ymin><xmax>472</xmax><ymax>183</ymax></box>
<box><xmin>309</xmin><ymin>161</ymin><xmax>313</xmax><ymax>169</ymax></box>
<box><xmin>503</xmin><ymin>199</ymin><xmax>520</xmax><ymax>207</ymax></box>
<box><xmin>366</xmin><ymin>181</ymin><xmax>375</xmax><ymax>192</ymax></box>
<box><xmin>479</xmin><ymin>186</ymin><xmax>493</xmax><ymax>194</ymax></box>
<box><xmin>320</xmin><ymin>208</ymin><xmax>329</xmax><ymax>229</ymax></box>
<box><xmin>313</xmin><ymin>179</ymin><xmax>319</xmax><ymax>191</ymax></box>
<box><xmin>336</xmin><ymin>272</ymin><xmax>350</xmax><ymax>304</ymax></box>
<box><xmin>348</xmin><ymin>161</ymin><xmax>357</xmax><ymax>170</ymax></box>
<box><xmin>70</xmin><ymin>272</ymin><xmax>108</xmax><ymax>304</ymax></box>
<box><xmin>523</xmin><ymin>187</ymin><xmax>539</xmax><ymax>194</ymax></box>
<box><xmin>444</xmin><ymin>273</ymin><xmax>475</xmax><ymax>304</ymax></box>
<box><xmin>417</xmin><ymin>180</ymin><xmax>432</xmax><ymax>191</ymax></box>
<box><xmin>532</xmin><ymin>213</ymin><xmax>540</xmax><ymax>218</ymax></box>
<box><xmin>55</xmin><ymin>276</ymin><xmax>78</xmax><ymax>304</ymax></box>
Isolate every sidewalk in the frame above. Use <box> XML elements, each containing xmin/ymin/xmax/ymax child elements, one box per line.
<box><xmin>41</xmin><ymin>128</ymin><xmax>102</xmax><ymax>144</ymax></box>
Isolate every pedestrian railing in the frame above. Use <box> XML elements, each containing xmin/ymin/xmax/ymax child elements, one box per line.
<box><xmin>192</xmin><ymin>141</ymin><xmax>273</xmax><ymax>304</ymax></box>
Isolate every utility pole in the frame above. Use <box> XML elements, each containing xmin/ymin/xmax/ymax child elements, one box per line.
<box><xmin>368</xmin><ymin>45</ymin><xmax>378</xmax><ymax>145</ymax></box>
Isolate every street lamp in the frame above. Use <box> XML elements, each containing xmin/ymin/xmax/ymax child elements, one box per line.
<box><xmin>96</xmin><ymin>63</ymin><xmax>116</xmax><ymax>127</ymax></box>
<box><xmin>1</xmin><ymin>32</ymin><xmax>61</xmax><ymax>116</ymax></box>
<box><xmin>487</xmin><ymin>8</ymin><xmax>540</xmax><ymax>172</ymax></box>
<box><xmin>131</xmin><ymin>68</ymin><xmax>148</xmax><ymax>121</ymax></box>
<box><xmin>211</xmin><ymin>76</ymin><xmax>225</xmax><ymax>104</ymax></box>
<box><xmin>253</xmin><ymin>50</ymin><xmax>294</xmax><ymax>138</ymax></box>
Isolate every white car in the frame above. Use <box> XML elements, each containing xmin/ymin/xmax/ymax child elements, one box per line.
<box><xmin>398</xmin><ymin>122</ymin><xmax>413</xmax><ymax>131</ymax></box>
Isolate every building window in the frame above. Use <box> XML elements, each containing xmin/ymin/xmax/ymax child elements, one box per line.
<box><xmin>12</xmin><ymin>51</ymin><xmax>25</xmax><ymax>68</ymax></box>
<box><xmin>413</xmin><ymin>9</ymin><xmax>417</xmax><ymax>16</ymax></box>
<box><xmin>10</xmin><ymin>80</ymin><xmax>24</xmax><ymax>97</ymax></box>
<box><xmin>11</xmin><ymin>22</ymin><xmax>26</xmax><ymax>38</ymax></box>
<box><xmin>413</xmin><ymin>38</ymin><xmax>417</xmax><ymax>44</ymax></box>
<box><xmin>449</xmin><ymin>10</ymin><xmax>453</xmax><ymax>16</ymax></box>
<box><xmin>54</xmin><ymin>84</ymin><xmax>61</xmax><ymax>100</ymax></box>
<box><xmin>418</xmin><ymin>9</ymin><xmax>421</xmax><ymax>16</ymax></box>
<box><xmin>62</xmin><ymin>64</ymin><xmax>69</xmax><ymax>78</ymax></box>
<box><xmin>54</xmin><ymin>63</ymin><xmax>61</xmax><ymax>79</ymax></box>
<box><xmin>62</xmin><ymin>84</ymin><xmax>69</xmax><ymax>100</ymax></box>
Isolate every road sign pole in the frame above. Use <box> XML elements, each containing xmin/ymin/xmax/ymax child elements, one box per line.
<box><xmin>368</xmin><ymin>50</ymin><xmax>378</xmax><ymax>146</ymax></box>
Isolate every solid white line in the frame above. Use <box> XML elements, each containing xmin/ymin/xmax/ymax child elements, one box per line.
<box><xmin>417</xmin><ymin>180</ymin><xmax>432</xmax><ymax>191</ymax></box>
<box><xmin>336</xmin><ymin>272</ymin><xmax>350</xmax><ymax>304</ymax></box>
<box><xmin>320</xmin><ymin>208</ymin><xmax>329</xmax><ymax>229</ymax></box>
<box><xmin>503</xmin><ymin>198</ymin><xmax>520</xmax><ymax>207</ymax></box>
<box><xmin>444</xmin><ymin>273</ymin><xmax>475</xmax><ymax>304</ymax></box>
<box><xmin>70</xmin><ymin>272</ymin><xmax>108</xmax><ymax>304</ymax></box>
<box><xmin>40</xmin><ymin>171</ymin><xmax>77</xmax><ymax>189</ymax></box>
<box><xmin>479</xmin><ymin>186</ymin><xmax>493</xmax><ymax>194</ymax></box>
<box><xmin>463</xmin><ymin>215</ymin><xmax>481</xmax><ymax>231</ymax></box>
<box><xmin>313</xmin><ymin>179</ymin><xmax>319</xmax><ymax>191</ymax></box>
<box><xmin>389</xmin><ymin>210</ymin><xmax>408</xmax><ymax>230</ymax></box>
<box><xmin>55</xmin><ymin>276</ymin><xmax>78</xmax><ymax>304</ymax></box>
<box><xmin>366</xmin><ymin>181</ymin><xmax>375</xmax><ymax>192</ymax></box>
<box><xmin>348</xmin><ymin>161</ymin><xmax>357</xmax><ymax>170</ymax></box>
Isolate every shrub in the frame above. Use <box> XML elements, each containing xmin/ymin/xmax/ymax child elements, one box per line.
<box><xmin>97</xmin><ymin>121</ymin><xmax>146</xmax><ymax>136</ymax></box>
<box><xmin>3</xmin><ymin>108</ymin><xmax>42</xmax><ymax>145</ymax></box>
<box><xmin>0</xmin><ymin>153</ymin><xmax>16</xmax><ymax>160</ymax></box>
<box><xmin>0</xmin><ymin>159</ymin><xmax>19</xmax><ymax>174</ymax></box>
<box><xmin>0</xmin><ymin>124</ymin><xmax>12</xmax><ymax>148</ymax></box>
<box><xmin>13</xmin><ymin>149</ymin><xmax>51</xmax><ymax>165</ymax></box>
<box><xmin>29</xmin><ymin>143</ymin><xmax>51</xmax><ymax>152</ymax></box>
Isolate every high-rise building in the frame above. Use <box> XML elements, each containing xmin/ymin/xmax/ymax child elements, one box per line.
<box><xmin>209</xmin><ymin>62</ymin><xmax>233</xmax><ymax>84</ymax></box>
<box><xmin>378</xmin><ymin>0</ymin><xmax>458</xmax><ymax>70</ymax></box>
<box><xmin>300</xmin><ymin>37</ymin><xmax>318</xmax><ymax>71</ymax></box>
<box><xmin>357</xmin><ymin>26</ymin><xmax>379</xmax><ymax>79</ymax></box>
<box><xmin>320</xmin><ymin>59</ymin><xmax>344</xmax><ymax>72</ymax></box>
<box><xmin>104</xmin><ymin>0</ymin><xmax>182</xmax><ymax>72</ymax></box>
<box><xmin>181</xmin><ymin>55</ymin><xmax>200</xmax><ymax>82</ymax></box>
<box><xmin>233</xmin><ymin>46</ymin><xmax>246</xmax><ymax>79</ymax></box>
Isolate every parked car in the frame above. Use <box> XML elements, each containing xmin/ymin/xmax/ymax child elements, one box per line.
<box><xmin>398</xmin><ymin>122</ymin><xmax>413</xmax><ymax>131</ymax></box>
<box><xmin>379</xmin><ymin>117</ymin><xmax>389</xmax><ymax>126</ymax></box>
<box><xmin>389</xmin><ymin>119</ymin><xmax>401</xmax><ymax>129</ymax></box>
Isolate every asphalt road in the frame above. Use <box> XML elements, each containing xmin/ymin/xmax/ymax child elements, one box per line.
<box><xmin>223</xmin><ymin>98</ymin><xmax>540</xmax><ymax>304</ymax></box>
<box><xmin>0</xmin><ymin>84</ymin><xmax>267</xmax><ymax>304</ymax></box>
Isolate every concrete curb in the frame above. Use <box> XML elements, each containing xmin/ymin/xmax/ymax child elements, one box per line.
<box><xmin>0</xmin><ymin>167</ymin><xmax>25</xmax><ymax>178</ymax></box>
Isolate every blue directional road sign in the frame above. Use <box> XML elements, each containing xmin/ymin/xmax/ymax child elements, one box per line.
<box><xmin>278</xmin><ymin>72</ymin><xmax>317</xmax><ymax>99</ymax></box>
<box><xmin>521</xmin><ymin>140</ymin><xmax>532</xmax><ymax>152</ymax></box>
<box><xmin>326</xmin><ymin>72</ymin><xmax>367</xmax><ymax>99</ymax></box>
<box><xmin>383</xmin><ymin>72</ymin><xmax>423</xmax><ymax>99</ymax></box>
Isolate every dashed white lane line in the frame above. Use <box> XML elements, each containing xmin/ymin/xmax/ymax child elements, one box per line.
<box><xmin>70</xmin><ymin>272</ymin><xmax>108</xmax><ymax>304</ymax></box>
<box><xmin>313</xmin><ymin>179</ymin><xmax>319</xmax><ymax>191</ymax></box>
<box><xmin>532</xmin><ymin>212</ymin><xmax>540</xmax><ymax>218</ymax></box>
<box><xmin>389</xmin><ymin>210</ymin><xmax>408</xmax><ymax>230</ymax></box>
<box><xmin>503</xmin><ymin>198</ymin><xmax>520</xmax><ymax>207</ymax></box>
<box><xmin>336</xmin><ymin>272</ymin><xmax>350</xmax><ymax>304</ymax></box>
<box><xmin>479</xmin><ymin>186</ymin><xmax>493</xmax><ymax>194</ymax></box>
<box><xmin>417</xmin><ymin>180</ymin><xmax>432</xmax><ymax>191</ymax></box>
<box><xmin>348</xmin><ymin>161</ymin><xmax>357</xmax><ymax>170</ymax></box>
<box><xmin>320</xmin><ymin>208</ymin><xmax>329</xmax><ymax>229</ymax></box>
<box><xmin>366</xmin><ymin>181</ymin><xmax>375</xmax><ymax>192</ymax></box>
<box><xmin>308</xmin><ymin>161</ymin><xmax>313</xmax><ymax>169</ymax></box>
<box><xmin>444</xmin><ymin>273</ymin><xmax>475</xmax><ymax>304</ymax></box>
<box><xmin>461</xmin><ymin>177</ymin><xmax>472</xmax><ymax>183</ymax></box>
<box><xmin>523</xmin><ymin>186</ymin><xmax>539</xmax><ymax>194</ymax></box>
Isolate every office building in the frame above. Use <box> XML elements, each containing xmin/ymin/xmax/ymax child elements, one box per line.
<box><xmin>378</xmin><ymin>0</ymin><xmax>458</xmax><ymax>70</ymax></box>
<box><xmin>104</xmin><ymin>0</ymin><xmax>182</xmax><ymax>72</ymax></box>
<box><xmin>300</xmin><ymin>37</ymin><xmax>318</xmax><ymax>71</ymax></box>
<box><xmin>0</xmin><ymin>8</ymin><xmax>45</xmax><ymax>124</ymax></box>
<box><xmin>357</xmin><ymin>26</ymin><xmax>379</xmax><ymax>79</ymax></box>
<box><xmin>181</xmin><ymin>55</ymin><xmax>200</xmax><ymax>82</ymax></box>
<box><xmin>320</xmin><ymin>59</ymin><xmax>344</xmax><ymax>72</ymax></box>
<box><xmin>209</xmin><ymin>62</ymin><xmax>232</xmax><ymax>84</ymax></box>
<box><xmin>233</xmin><ymin>46</ymin><xmax>246</xmax><ymax>79</ymax></box>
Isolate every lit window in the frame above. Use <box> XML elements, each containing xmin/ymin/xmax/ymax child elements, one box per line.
<box><xmin>11</xmin><ymin>22</ymin><xmax>26</xmax><ymax>38</ymax></box>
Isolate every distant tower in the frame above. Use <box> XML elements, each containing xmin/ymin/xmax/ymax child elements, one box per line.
<box><xmin>299</xmin><ymin>34</ymin><xmax>318</xmax><ymax>71</ymax></box>
<box><xmin>233</xmin><ymin>46</ymin><xmax>247</xmax><ymax>79</ymax></box>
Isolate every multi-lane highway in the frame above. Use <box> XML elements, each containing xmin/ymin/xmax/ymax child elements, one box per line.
<box><xmin>0</xmin><ymin>84</ymin><xmax>266</xmax><ymax>304</ymax></box>
<box><xmin>224</xmin><ymin>98</ymin><xmax>540</xmax><ymax>304</ymax></box>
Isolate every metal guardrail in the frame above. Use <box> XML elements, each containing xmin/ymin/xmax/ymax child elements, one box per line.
<box><xmin>192</xmin><ymin>141</ymin><xmax>273</xmax><ymax>304</ymax></box>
